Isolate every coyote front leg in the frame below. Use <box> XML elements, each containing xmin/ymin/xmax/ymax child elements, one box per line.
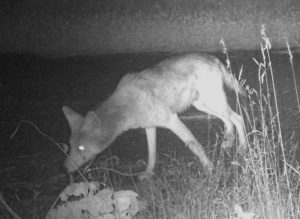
<box><xmin>138</xmin><ymin>127</ymin><xmax>157</xmax><ymax>181</ymax></box>
<box><xmin>166</xmin><ymin>114</ymin><xmax>214</xmax><ymax>172</ymax></box>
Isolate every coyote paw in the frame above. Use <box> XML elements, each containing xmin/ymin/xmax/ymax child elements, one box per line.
<box><xmin>237</xmin><ymin>143</ymin><xmax>247</xmax><ymax>154</ymax></box>
<box><xmin>221</xmin><ymin>133</ymin><xmax>235</xmax><ymax>149</ymax></box>
<box><xmin>186</xmin><ymin>141</ymin><xmax>214</xmax><ymax>173</ymax></box>
<box><xmin>138</xmin><ymin>171</ymin><xmax>153</xmax><ymax>181</ymax></box>
<box><xmin>203</xmin><ymin>160</ymin><xmax>214</xmax><ymax>174</ymax></box>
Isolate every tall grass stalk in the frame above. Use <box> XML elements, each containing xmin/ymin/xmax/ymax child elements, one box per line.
<box><xmin>286</xmin><ymin>39</ymin><xmax>300</xmax><ymax>113</ymax></box>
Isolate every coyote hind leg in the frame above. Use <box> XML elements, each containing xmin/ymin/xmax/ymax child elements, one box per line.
<box><xmin>192</xmin><ymin>92</ymin><xmax>246</xmax><ymax>150</ymax></box>
<box><xmin>165</xmin><ymin>114</ymin><xmax>214</xmax><ymax>172</ymax></box>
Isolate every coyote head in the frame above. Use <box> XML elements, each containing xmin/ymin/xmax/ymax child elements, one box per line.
<box><xmin>62</xmin><ymin>106</ymin><xmax>104</xmax><ymax>173</ymax></box>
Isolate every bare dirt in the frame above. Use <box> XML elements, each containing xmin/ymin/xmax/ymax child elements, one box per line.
<box><xmin>0</xmin><ymin>51</ymin><xmax>299</xmax><ymax>218</ymax></box>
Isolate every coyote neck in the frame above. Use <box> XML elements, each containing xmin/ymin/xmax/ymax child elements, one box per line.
<box><xmin>94</xmin><ymin>97</ymin><xmax>130</xmax><ymax>147</ymax></box>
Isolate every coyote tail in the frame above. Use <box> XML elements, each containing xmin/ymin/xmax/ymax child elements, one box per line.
<box><xmin>220</xmin><ymin>63</ymin><xmax>246</xmax><ymax>96</ymax></box>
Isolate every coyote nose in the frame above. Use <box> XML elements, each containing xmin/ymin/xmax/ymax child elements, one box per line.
<box><xmin>61</xmin><ymin>159</ymin><xmax>76</xmax><ymax>173</ymax></box>
<box><xmin>61</xmin><ymin>164</ymin><xmax>69</xmax><ymax>173</ymax></box>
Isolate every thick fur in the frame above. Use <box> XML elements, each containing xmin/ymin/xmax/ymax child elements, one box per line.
<box><xmin>62</xmin><ymin>53</ymin><xmax>247</xmax><ymax>178</ymax></box>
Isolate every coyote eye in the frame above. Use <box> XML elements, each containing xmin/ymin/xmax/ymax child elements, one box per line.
<box><xmin>78</xmin><ymin>145</ymin><xmax>85</xmax><ymax>151</ymax></box>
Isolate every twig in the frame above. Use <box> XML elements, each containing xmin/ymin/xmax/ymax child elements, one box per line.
<box><xmin>0</xmin><ymin>193</ymin><xmax>21</xmax><ymax>219</ymax></box>
<box><xmin>10</xmin><ymin>120</ymin><xmax>65</xmax><ymax>153</ymax></box>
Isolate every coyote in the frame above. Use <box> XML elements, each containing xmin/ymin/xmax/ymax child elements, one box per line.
<box><xmin>62</xmin><ymin>53</ymin><xmax>247</xmax><ymax>179</ymax></box>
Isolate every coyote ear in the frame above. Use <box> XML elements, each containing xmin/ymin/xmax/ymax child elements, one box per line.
<box><xmin>62</xmin><ymin>106</ymin><xmax>83</xmax><ymax>132</ymax></box>
<box><xmin>82</xmin><ymin>111</ymin><xmax>101</xmax><ymax>132</ymax></box>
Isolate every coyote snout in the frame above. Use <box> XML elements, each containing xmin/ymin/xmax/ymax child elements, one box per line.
<box><xmin>62</xmin><ymin>53</ymin><xmax>247</xmax><ymax>178</ymax></box>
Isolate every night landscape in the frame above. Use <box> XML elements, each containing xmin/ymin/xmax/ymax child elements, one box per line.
<box><xmin>0</xmin><ymin>0</ymin><xmax>299</xmax><ymax>218</ymax></box>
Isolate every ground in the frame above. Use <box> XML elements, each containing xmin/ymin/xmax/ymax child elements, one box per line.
<box><xmin>0</xmin><ymin>51</ymin><xmax>299</xmax><ymax>218</ymax></box>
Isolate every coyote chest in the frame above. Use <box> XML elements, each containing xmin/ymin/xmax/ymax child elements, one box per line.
<box><xmin>62</xmin><ymin>53</ymin><xmax>247</xmax><ymax>177</ymax></box>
